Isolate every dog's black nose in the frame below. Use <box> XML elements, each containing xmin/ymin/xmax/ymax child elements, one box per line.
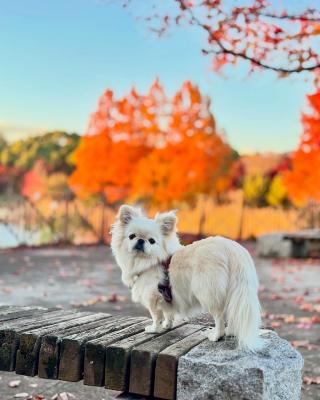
<box><xmin>134</xmin><ymin>238</ymin><xmax>145</xmax><ymax>252</ymax></box>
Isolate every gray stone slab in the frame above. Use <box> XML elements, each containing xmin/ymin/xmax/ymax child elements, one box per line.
<box><xmin>177</xmin><ymin>329</ymin><xmax>304</xmax><ymax>400</ymax></box>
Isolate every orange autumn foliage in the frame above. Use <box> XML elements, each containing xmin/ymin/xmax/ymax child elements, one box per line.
<box><xmin>69</xmin><ymin>80</ymin><xmax>234</xmax><ymax>207</ymax></box>
<box><xmin>284</xmin><ymin>90</ymin><xmax>320</xmax><ymax>205</ymax></box>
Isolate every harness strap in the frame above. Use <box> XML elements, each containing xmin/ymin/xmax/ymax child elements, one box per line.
<box><xmin>158</xmin><ymin>255</ymin><xmax>173</xmax><ymax>303</ymax></box>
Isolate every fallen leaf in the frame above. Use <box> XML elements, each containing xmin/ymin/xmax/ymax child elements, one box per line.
<box><xmin>59</xmin><ymin>270</ymin><xmax>69</xmax><ymax>278</ymax></box>
<box><xmin>9</xmin><ymin>380</ymin><xmax>21</xmax><ymax>388</ymax></box>
<box><xmin>291</xmin><ymin>340</ymin><xmax>319</xmax><ymax>350</ymax></box>
<box><xmin>303</xmin><ymin>376</ymin><xmax>320</xmax><ymax>385</ymax></box>
<box><xmin>300</xmin><ymin>303</ymin><xmax>314</xmax><ymax>312</ymax></box>
<box><xmin>77</xmin><ymin>279</ymin><xmax>95</xmax><ymax>287</ymax></box>
<box><xmin>292</xmin><ymin>340</ymin><xmax>310</xmax><ymax>348</ymax></box>
<box><xmin>293</xmin><ymin>295</ymin><xmax>305</xmax><ymax>304</ymax></box>
<box><xmin>269</xmin><ymin>293</ymin><xmax>283</xmax><ymax>301</ymax></box>
<box><xmin>58</xmin><ymin>393</ymin><xmax>69</xmax><ymax>400</ymax></box>
<box><xmin>284</xmin><ymin>315</ymin><xmax>296</xmax><ymax>324</ymax></box>
<box><xmin>108</xmin><ymin>293</ymin><xmax>118</xmax><ymax>303</ymax></box>
<box><xmin>296</xmin><ymin>322</ymin><xmax>312</xmax><ymax>330</ymax></box>
<box><xmin>271</xmin><ymin>321</ymin><xmax>281</xmax><ymax>328</ymax></box>
<box><xmin>311</xmin><ymin>315</ymin><xmax>320</xmax><ymax>324</ymax></box>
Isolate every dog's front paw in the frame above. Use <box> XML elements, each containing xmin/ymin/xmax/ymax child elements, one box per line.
<box><xmin>207</xmin><ymin>329</ymin><xmax>224</xmax><ymax>342</ymax></box>
<box><xmin>145</xmin><ymin>324</ymin><xmax>162</xmax><ymax>333</ymax></box>
<box><xmin>162</xmin><ymin>319</ymin><xmax>173</xmax><ymax>330</ymax></box>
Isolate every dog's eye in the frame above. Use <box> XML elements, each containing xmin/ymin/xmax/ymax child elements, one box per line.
<box><xmin>129</xmin><ymin>234</ymin><xmax>136</xmax><ymax>240</ymax></box>
<box><xmin>149</xmin><ymin>238</ymin><xmax>156</xmax><ymax>244</ymax></box>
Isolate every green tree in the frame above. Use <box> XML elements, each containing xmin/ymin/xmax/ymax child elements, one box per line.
<box><xmin>243</xmin><ymin>175</ymin><xmax>269</xmax><ymax>207</ymax></box>
<box><xmin>266</xmin><ymin>175</ymin><xmax>288</xmax><ymax>207</ymax></box>
<box><xmin>0</xmin><ymin>135</ymin><xmax>7</xmax><ymax>153</ymax></box>
<box><xmin>0</xmin><ymin>132</ymin><xmax>80</xmax><ymax>174</ymax></box>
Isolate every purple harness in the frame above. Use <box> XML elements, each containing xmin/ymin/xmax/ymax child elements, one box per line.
<box><xmin>158</xmin><ymin>256</ymin><xmax>173</xmax><ymax>303</ymax></box>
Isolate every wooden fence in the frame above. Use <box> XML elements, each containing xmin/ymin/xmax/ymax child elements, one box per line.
<box><xmin>0</xmin><ymin>191</ymin><xmax>313</xmax><ymax>247</ymax></box>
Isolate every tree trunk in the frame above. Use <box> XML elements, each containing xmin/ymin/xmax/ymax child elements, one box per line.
<box><xmin>63</xmin><ymin>199</ymin><xmax>69</xmax><ymax>243</ymax></box>
<box><xmin>99</xmin><ymin>202</ymin><xmax>106</xmax><ymax>244</ymax></box>
<box><xmin>308</xmin><ymin>200</ymin><xmax>315</xmax><ymax>229</ymax></box>
<box><xmin>198</xmin><ymin>207</ymin><xmax>206</xmax><ymax>239</ymax></box>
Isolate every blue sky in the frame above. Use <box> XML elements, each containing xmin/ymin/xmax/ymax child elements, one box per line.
<box><xmin>0</xmin><ymin>0</ymin><xmax>314</xmax><ymax>153</ymax></box>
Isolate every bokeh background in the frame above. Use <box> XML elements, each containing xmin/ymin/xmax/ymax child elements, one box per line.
<box><xmin>0</xmin><ymin>0</ymin><xmax>320</xmax><ymax>246</ymax></box>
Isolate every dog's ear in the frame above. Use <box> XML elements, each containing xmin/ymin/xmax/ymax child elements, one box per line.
<box><xmin>118</xmin><ymin>205</ymin><xmax>142</xmax><ymax>226</ymax></box>
<box><xmin>155</xmin><ymin>210</ymin><xmax>177</xmax><ymax>236</ymax></box>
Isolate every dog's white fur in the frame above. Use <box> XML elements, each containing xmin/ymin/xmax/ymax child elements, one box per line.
<box><xmin>111</xmin><ymin>205</ymin><xmax>263</xmax><ymax>351</ymax></box>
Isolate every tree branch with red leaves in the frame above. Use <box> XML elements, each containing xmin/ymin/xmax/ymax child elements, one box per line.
<box><xmin>122</xmin><ymin>0</ymin><xmax>320</xmax><ymax>75</ymax></box>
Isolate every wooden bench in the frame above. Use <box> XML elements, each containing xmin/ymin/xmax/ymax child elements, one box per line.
<box><xmin>283</xmin><ymin>229</ymin><xmax>320</xmax><ymax>258</ymax></box>
<box><xmin>0</xmin><ymin>305</ymin><xmax>207</xmax><ymax>400</ymax></box>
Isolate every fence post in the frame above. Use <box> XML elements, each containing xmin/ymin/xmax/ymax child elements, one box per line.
<box><xmin>198</xmin><ymin>207</ymin><xmax>206</xmax><ymax>239</ymax></box>
<box><xmin>237</xmin><ymin>190</ymin><xmax>245</xmax><ymax>241</ymax></box>
<box><xmin>63</xmin><ymin>199</ymin><xmax>69</xmax><ymax>243</ymax></box>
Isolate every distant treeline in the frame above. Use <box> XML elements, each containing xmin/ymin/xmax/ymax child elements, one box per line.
<box><xmin>0</xmin><ymin>130</ymin><xmax>292</xmax><ymax>209</ymax></box>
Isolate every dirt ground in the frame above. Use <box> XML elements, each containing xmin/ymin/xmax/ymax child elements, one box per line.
<box><xmin>0</xmin><ymin>244</ymin><xmax>319</xmax><ymax>400</ymax></box>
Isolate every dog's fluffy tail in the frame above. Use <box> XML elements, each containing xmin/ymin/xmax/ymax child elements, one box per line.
<box><xmin>226</xmin><ymin>247</ymin><xmax>264</xmax><ymax>352</ymax></box>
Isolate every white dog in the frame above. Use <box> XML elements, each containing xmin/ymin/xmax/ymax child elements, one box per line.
<box><xmin>111</xmin><ymin>205</ymin><xmax>263</xmax><ymax>351</ymax></box>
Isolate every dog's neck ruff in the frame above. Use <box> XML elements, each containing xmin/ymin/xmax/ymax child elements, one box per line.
<box><xmin>158</xmin><ymin>255</ymin><xmax>173</xmax><ymax>303</ymax></box>
<box><xmin>129</xmin><ymin>255</ymin><xmax>173</xmax><ymax>304</ymax></box>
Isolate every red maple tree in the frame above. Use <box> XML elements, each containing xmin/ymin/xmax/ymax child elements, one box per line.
<box><xmin>284</xmin><ymin>89</ymin><xmax>320</xmax><ymax>205</ymax></box>
<box><xmin>70</xmin><ymin>80</ymin><xmax>235</xmax><ymax>207</ymax></box>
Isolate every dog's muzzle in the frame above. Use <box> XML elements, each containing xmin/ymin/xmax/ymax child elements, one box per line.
<box><xmin>134</xmin><ymin>238</ymin><xmax>145</xmax><ymax>252</ymax></box>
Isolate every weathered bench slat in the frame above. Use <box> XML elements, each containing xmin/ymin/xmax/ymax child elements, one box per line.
<box><xmin>84</xmin><ymin>319</ymin><xmax>150</xmax><ymax>387</ymax></box>
<box><xmin>0</xmin><ymin>309</ymin><xmax>77</xmax><ymax>371</ymax></box>
<box><xmin>154</xmin><ymin>329</ymin><xmax>208</xmax><ymax>400</ymax></box>
<box><xmin>0</xmin><ymin>307</ymin><xmax>52</xmax><ymax>323</ymax></box>
<box><xmin>16</xmin><ymin>312</ymin><xmax>102</xmax><ymax>376</ymax></box>
<box><xmin>58</xmin><ymin>316</ymin><xmax>146</xmax><ymax>382</ymax></box>
<box><xmin>0</xmin><ymin>307</ymin><xmax>214</xmax><ymax>400</ymax></box>
<box><xmin>129</xmin><ymin>324</ymin><xmax>203</xmax><ymax>397</ymax></box>
<box><xmin>105</xmin><ymin>327</ymin><xmax>172</xmax><ymax>392</ymax></box>
<box><xmin>0</xmin><ymin>307</ymin><xmax>48</xmax><ymax>322</ymax></box>
<box><xmin>38</xmin><ymin>313</ymin><xmax>113</xmax><ymax>380</ymax></box>
<box><xmin>0</xmin><ymin>306</ymin><xmax>27</xmax><ymax>315</ymax></box>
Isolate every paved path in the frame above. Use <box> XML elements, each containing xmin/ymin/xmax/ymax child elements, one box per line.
<box><xmin>0</xmin><ymin>244</ymin><xmax>319</xmax><ymax>399</ymax></box>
